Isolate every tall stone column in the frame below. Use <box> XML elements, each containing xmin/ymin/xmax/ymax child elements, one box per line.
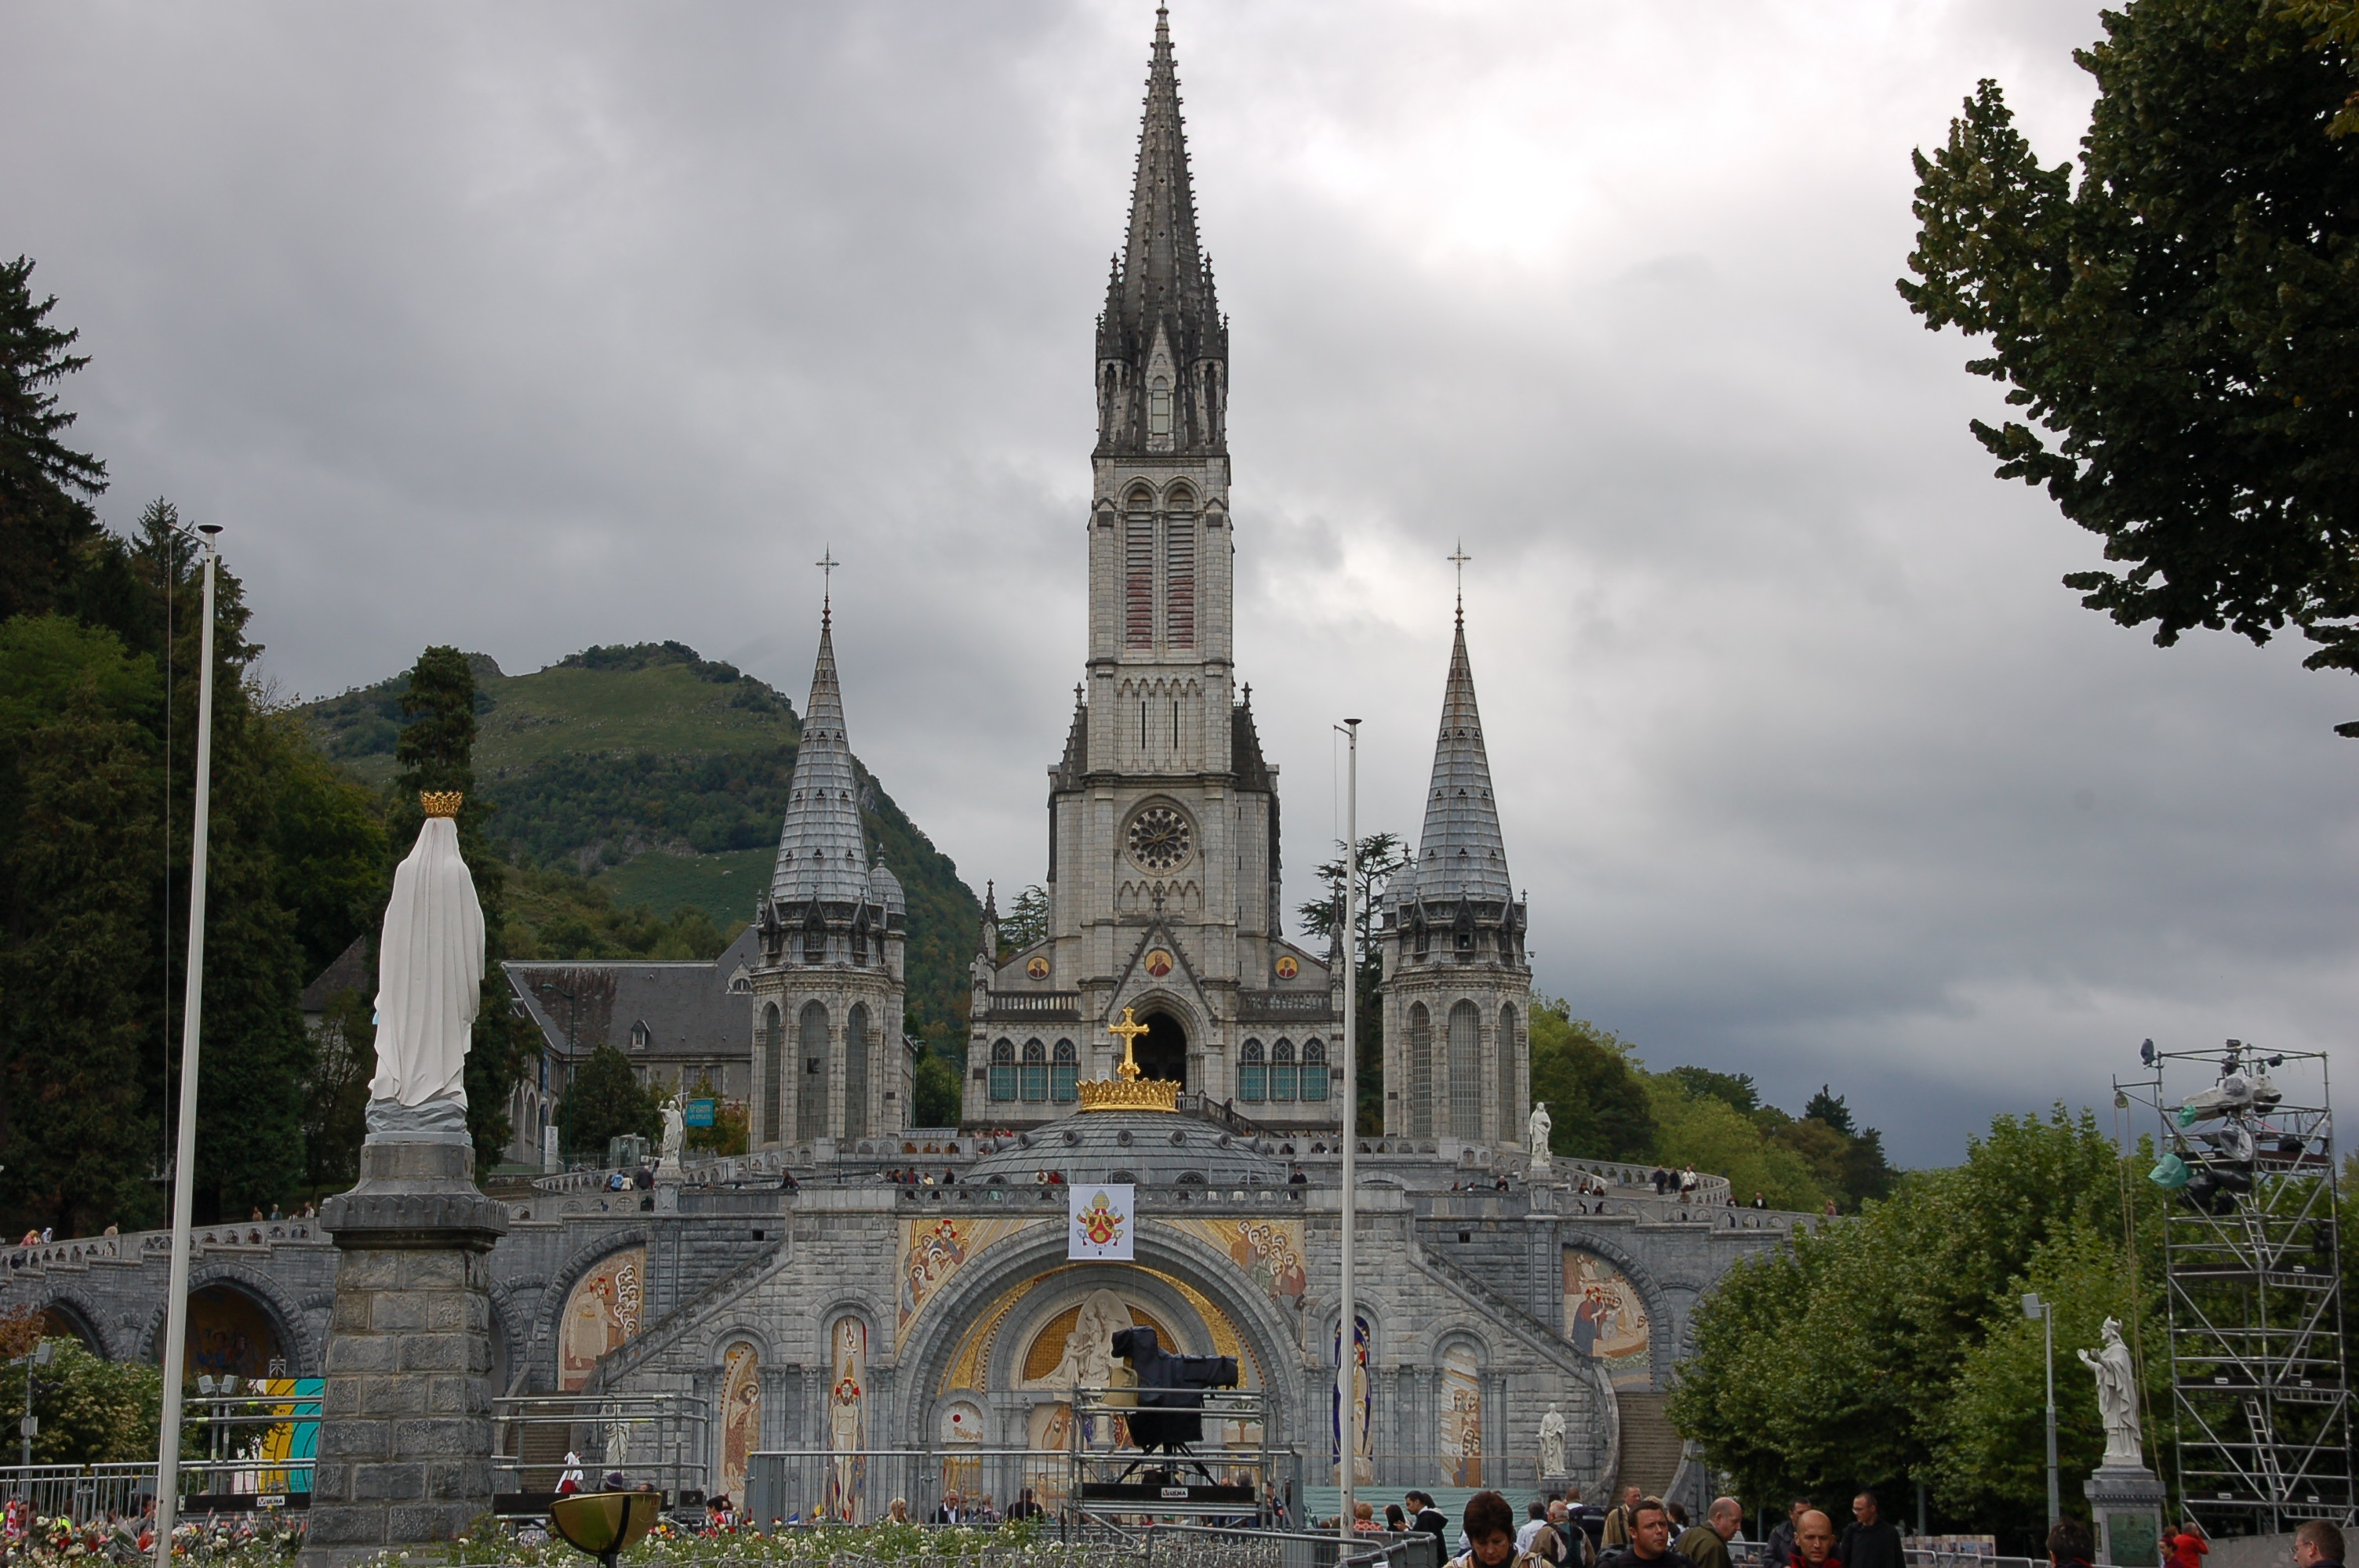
<box><xmin>303</xmin><ymin>1139</ymin><xmax>508</xmax><ymax>1566</ymax></box>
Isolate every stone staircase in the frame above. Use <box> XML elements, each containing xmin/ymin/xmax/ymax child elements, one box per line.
<box><xmin>1613</xmin><ymin>1392</ymin><xmax>1684</xmax><ymax>1497</ymax></box>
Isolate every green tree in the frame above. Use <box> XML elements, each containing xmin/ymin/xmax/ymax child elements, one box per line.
<box><xmin>998</xmin><ymin>884</ymin><xmax>1050</xmax><ymax>955</ymax></box>
<box><xmin>0</xmin><ymin>1338</ymin><xmax>168</xmax><ymax>1465</ymax></box>
<box><xmin>0</xmin><ymin>256</ymin><xmax>108</xmax><ymax>623</ymax></box>
<box><xmin>912</xmin><ymin>1047</ymin><xmax>961</xmax><ymax>1129</ymax></box>
<box><xmin>1299</xmin><ymin>833</ymin><xmax>1408</xmax><ymax>1134</ymax></box>
<box><xmin>557</xmin><ymin>1044</ymin><xmax>663</xmax><ymax>1160</ymax></box>
<box><xmin>300</xmin><ymin>985</ymin><xmax>375</xmax><ymax>1198</ymax></box>
<box><xmin>680</xmin><ymin>1071</ymin><xmax>748</xmax><ymax>1156</ymax></box>
<box><xmin>1647</xmin><ymin>1076</ymin><xmax>1826</xmax><ymax>1213</ymax></box>
<box><xmin>0</xmin><ymin>619</ymin><xmax>164</xmax><ymax>1236</ymax></box>
<box><xmin>1899</xmin><ymin>0</ymin><xmax>2359</xmax><ymax>730</ymax></box>
<box><xmin>389</xmin><ymin>645</ymin><xmax>529</xmax><ymax>1170</ymax></box>
<box><xmin>1526</xmin><ymin>1001</ymin><xmax>1657</xmax><ymax>1162</ymax></box>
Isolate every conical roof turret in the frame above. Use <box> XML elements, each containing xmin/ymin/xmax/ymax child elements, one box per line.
<box><xmin>1409</xmin><ymin>607</ymin><xmax>1513</xmax><ymax>906</ymax></box>
<box><xmin>770</xmin><ymin>601</ymin><xmax>872</xmax><ymax>907</ymax></box>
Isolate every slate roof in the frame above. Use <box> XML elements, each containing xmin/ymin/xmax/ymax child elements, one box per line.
<box><xmin>769</xmin><ymin>604</ymin><xmax>873</xmax><ymax>908</ymax></box>
<box><xmin>504</xmin><ymin>924</ymin><xmax>761</xmax><ymax>1062</ymax></box>
<box><xmin>299</xmin><ymin>935</ymin><xmax>372</xmax><ymax>1013</ymax></box>
<box><xmin>1402</xmin><ymin>611</ymin><xmax>1513</xmax><ymax>907</ymax></box>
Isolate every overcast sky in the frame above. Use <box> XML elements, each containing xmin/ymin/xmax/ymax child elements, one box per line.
<box><xmin>8</xmin><ymin>1</ymin><xmax>2350</xmax><ymax>1164</ymax></box>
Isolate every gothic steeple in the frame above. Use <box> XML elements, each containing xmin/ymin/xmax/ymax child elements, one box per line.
<box><xmin>769</xmin><ymin>600</ymin><xmax>871</xmax><ymax>909</ymax></box>
<box><xmin>1095</xmin><ymin>5</ymin><xmax>1227</xmax><ymax>457</ymax></box>
<box><xmin>1409</xmin><ymin>605</ymin><xmax>1514</xmax><ymax>906</ymax></box>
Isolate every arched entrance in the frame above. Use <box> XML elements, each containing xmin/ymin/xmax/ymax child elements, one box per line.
<box><xmin>1137</xmin><ymin>1011</ymin><xmax>1187</xmax><ymax>1088</ymax></box>
<box><xmin>180</xmin><ymin>1285</ymin><xmax>290</xmax><ymax>1380</ymax></box>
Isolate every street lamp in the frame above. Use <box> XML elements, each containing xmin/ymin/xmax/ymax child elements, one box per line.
<box><xmin>538</xmin><ymin>981</ymin><xmax>580</xmax><ymax>1166</ymax></box>
<box><xmin>2024</xmin><ymin>1291</ymin><xmax>2059</xmax><ymax>1526</ymax></box>
<box><xmin>16</xmin><ymin>1339</ymin><xmax>54</xmax><ymax>1468</ymax></box>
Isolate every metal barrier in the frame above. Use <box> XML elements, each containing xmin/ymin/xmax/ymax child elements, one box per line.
<box><xmin>492</xmin><ymin>1392</ymin><xmax>707</xmax><ymax>1516</ymax></box>
<box><xmin>0</xmin><ymin>1459</ymin><xmax>317</xmax><ymax>1523</ymax></box>
<box><xmin>746</xmin><ymin>1449</ymin><xmax>1072</xmax><ymax>1526</ymax></box>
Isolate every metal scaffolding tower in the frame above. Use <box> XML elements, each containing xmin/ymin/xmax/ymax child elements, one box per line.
<box><xmin>2145</xmin><ymin>1041</ymin><xmax>2352</xmax><ymax>1530</ymax></box>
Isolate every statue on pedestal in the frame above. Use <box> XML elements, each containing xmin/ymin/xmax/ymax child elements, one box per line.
<box><xmin>1538</xmin><ymin>1403</ymin><xmax>1568</xmax><ymax>1478</ymax></box>
<box><xmin>1528</xmin><ymin>1102</ymin><xmax>1554</xmax><ymax>1178</ymax></box>
<box><xmin>365</xmin><ymin>793</ymin><xmax>484</xmax><ymax>1145</ymax></box>
<box><xmin>2078</xmin><ymin>1317</ymin><xmax>2143</xmax><ymax>1467</ymax></box>
<box><xmin>659</xmin><ymin>1095</ymin><xmax>687</xmax><ymax>1174</ymax></box>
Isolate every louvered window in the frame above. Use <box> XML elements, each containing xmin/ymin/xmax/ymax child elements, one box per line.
<box><xmin>1125</xmin><ymin>493</ymin><xmax>1155</xmax><ymax>648</ymax></box>
<box><xmin>1165</xmin><ymin>492</ymin><xmax>1194</xmax><ymax>648</ymax></box>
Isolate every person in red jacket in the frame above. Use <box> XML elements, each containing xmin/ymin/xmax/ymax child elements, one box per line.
<box><xmin>2168</xmin><ymin>1523</ymin><xmax>2208</xmax><ymax>1568</ymax></box>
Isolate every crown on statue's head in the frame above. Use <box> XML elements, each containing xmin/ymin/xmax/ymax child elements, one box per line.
<box><xmin>420</xmin><ymin>791</ymin><xmax>465</xmax><ymax>818</ymax></box>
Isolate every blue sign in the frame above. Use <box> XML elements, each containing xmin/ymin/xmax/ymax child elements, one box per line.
<box><xmin>685</xmin><ymin>1098</ymin><xmax>716</xmax><ymax>1128</ymax></box>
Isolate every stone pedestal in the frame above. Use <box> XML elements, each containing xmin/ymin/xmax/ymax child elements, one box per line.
<box><xmin>2085</xmin><ymin>1462</ymin><xmax>2167</xmax><ymax>1567</ymax></box>
<box><xmin>303</xmin><ymin>1139</ymin><xmax>508</xmax><ymax>1567</ymax></box>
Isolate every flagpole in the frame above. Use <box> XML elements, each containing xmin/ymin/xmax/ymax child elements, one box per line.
<box><xmin>153</xmin><ymin>524</ymin><xmax>220</xmax><ymax>1566</ymax></box>
<box><xmin>1337</xmin><ymin>717</ymin><xmax>1360</xmax><ymax>1544</ymax></box>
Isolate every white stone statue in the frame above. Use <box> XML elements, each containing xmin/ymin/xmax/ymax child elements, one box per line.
<box><xmin>1538</xmin><ymin>1403</ymin><xmax>1568</xmax><ymax>1477</ymax></box>
<box><xmin>2078</xmin><ymin>1316</ymin><xmax>2143</xmax><ymax>1467</ymax></box>
<box><xmin>1528</xmin><ymin>1102</ymin><xmax>1554</xmax><ymax>1175</ymax></box>
<box><xmin>366</xmin><ymin>800</ymin><xmax>485</xmax><ymax>1142</ymax></box>
<box><xmin>660</xmin><ymin>1096</ymin><xmax>687</xmax><ymax>1170</ymax></box>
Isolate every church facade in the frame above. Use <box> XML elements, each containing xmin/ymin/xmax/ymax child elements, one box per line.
<box><xmin>0</xmin><ymin>10</ymin><xmax>1823</xmax><ymax>1524</ymax></box>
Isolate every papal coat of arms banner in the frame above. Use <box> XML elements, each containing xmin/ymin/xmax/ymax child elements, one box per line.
<box><xmin>1067</xmin><ymin>1184</ymin><xmax>1135</xmax><ymax>1261</ymax></box>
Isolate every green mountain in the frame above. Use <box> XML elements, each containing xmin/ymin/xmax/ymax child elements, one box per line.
<box><xmin>296</xmin><ymin>641</ymin><xmax>982</xmax><ymax>1051</ymax></box>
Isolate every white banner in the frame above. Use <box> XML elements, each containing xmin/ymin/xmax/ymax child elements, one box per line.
<box><xmin>1067</xmin><ymin>1183</ymin><xmax>1136</xmax><ymax>1261</ymax></box>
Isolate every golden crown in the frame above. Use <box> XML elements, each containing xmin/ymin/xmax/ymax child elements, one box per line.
<box><xmin>420</xmin><ymin>791</ymin><xmax>465</xmax><ymax>818</ymax></box>
<box><xmin>1078</xmin><ymin>1075</ymin><xmax>1180</xmax><ymax>1112</ymax></box>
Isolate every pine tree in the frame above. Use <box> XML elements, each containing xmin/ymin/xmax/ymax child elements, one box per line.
<box><xmin>0</xmin><ymin>256</ymin><xmax>107</xmax><ymax>622</ymax></box>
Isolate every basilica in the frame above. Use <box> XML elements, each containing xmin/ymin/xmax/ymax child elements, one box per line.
<box><xmin>0</xmin><ymin>8</ymin><xmax>1812</xmax><ymax>1526</ymax></box>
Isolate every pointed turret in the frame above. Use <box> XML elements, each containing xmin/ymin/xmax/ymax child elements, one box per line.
<box><xmin>1095</xmin><ymin>5</ymin><xmax>1227</xmax><ymax>456</ymax></box>
<box><xmin>1408</xmin><ymin>608</ymin><xmax>1513</xmax><ymax>906</ymax></box>
<box><xmin>769</xmin><ymin>601</ymin><xmax>871</xmax><ymax>909</ymax></box>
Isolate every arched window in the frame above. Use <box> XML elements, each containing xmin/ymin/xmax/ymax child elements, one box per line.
<box><xmin>1051</xmin><ymin>1040</ymin><xmax>1078</xmax><ymax>1103</ymax></box>
<box><xmin>797</xmin><ymin>1001</ymin><xmax>830</xmax><ymax>1142</ymax></box>
<box><xmin>1271</xmin><ymin>1039</ymin><xmax>1297</xmax><ymax>1102</ymax></box>
<box><xmin>761</xmin><ymin>1004</ymin><xmax>783</xmax><ymax>1145</ymax></box>
<box><xmin>803</xmin><ymin>912</ymin><xmax>825</xmax><ymax>964</ymax></box>
<box><xmin>1496</xmin><ymin>1004</ymin><xmax>1519</xmax><ymax>1141</ymax></box>
<box><xmin>1448</xmin><ymin>1000</ymin><xmax>1482</xmax><ymax>1139</ymax></box>
<box><xmin>850</xmin><ymin>915</ymin><xmax>868</xmax><ymax>967</ymax></box>
<box><xmin>1165</xmin><ymin>487</ymin><xmax>1195</xmax><ymax>648</ymax></box>
<box><xmin>1020</xmin><ymin>1039</ymin><xmax>1049</xmax><ymax>1102</ymax></box>
<box><xmin>1302</xmin><ymin>1038</ymin><xmax>1330</xmax><ymax>1102</ymax></box>
<box><xmin>1149</xmin><ymin>377</ymin><xmax>1172</xmax><ymax>438</ymax></box>
<box><xmin>1125</xmin><ymin>487</ymin><xmax>1154</xmax><ymax>648</ymax></box>
<box><xmin>845</xmin><ymin>1004</ymin><xmax>871</xmax><ymax>1139</ymax></box>
<box><xmin>1239</xmin><ymin>1039</ymin><xmax>1266</xmax><ymax>1103</ymax></box>
<box><xmin>989</xmin><ymin>1040</ymin><xmax>1016</xmax><ymax>1102</ymax></box>
<box><xmin>1408</xmin><ymin>1004</ymin><xmax>1434</xmax><ymax>1138</ymax></box>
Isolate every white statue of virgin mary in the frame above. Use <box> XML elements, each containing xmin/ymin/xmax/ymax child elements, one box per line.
<box><xmin>366</xmin><ymin>794</ymin><xmax>485</xmax><ymax>1142</ymax></box>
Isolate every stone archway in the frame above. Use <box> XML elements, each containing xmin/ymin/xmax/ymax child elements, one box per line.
<box><xmin>1137</xmin><ymin>1010</ymin><xmax>1187</xmax><ymax>1087</ymax></box>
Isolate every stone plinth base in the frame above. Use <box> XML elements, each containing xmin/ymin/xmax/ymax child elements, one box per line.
<box><xmin>2085</xmin><ymin>1462</ymin><xmax>2166</xmax><ymax>1567</ymax></box>
<box><xmin>302</xmin><ymin>1138</ymin><xmax>508</xmax><ymax>1568</ymax></box>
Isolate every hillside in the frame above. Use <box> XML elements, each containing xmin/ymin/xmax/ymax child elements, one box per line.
<box><xmin>296</xmin><ymin>641</ymin><xmax>982</xmax><ymax>1051</ymax></box>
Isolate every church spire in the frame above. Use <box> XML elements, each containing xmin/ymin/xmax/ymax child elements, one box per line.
<box><xmin>1096</xmin><ymin>4</ymin><xmax>1227</xmax><ymax>456</ymax></box>
<box><xmin>769</xmin><ymin>599</ymin><xmax>871</xmax><ymax>909</ymax></box>
<box><xmin>1412</xmin><ymin>606</ymin><xmax>1514</xmax><ymax>906</ymax></box>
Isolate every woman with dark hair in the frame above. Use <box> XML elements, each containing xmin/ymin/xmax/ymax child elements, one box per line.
<box><xmin>1452</xmin><ymin>1492</ymin><xmax>1545</xmax><ymax>1568</ymax></box>
<box><xmin>2047</xmin><ymin>1520</ymin><xmax>2096</xmax><ymax>1568</ymax></box>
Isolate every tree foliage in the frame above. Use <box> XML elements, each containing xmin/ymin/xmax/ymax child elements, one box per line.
<box><xmin>1899</xmin><ymin>0</ymin><xmax>2359</xmax><ymax>728</ymax></box>
<box><xmin>0</xmin><ymin>1338</ymin><xmax>169</xmax><ymax>1465</ymax></box>
<box><xmin>997</xmin><ymin>884</ymin><xmax>1050</xmax><ymax>956</ymax></box>
<box><xmin>1667</xmin><ymin>1107</ymin><xmax>2160</xmax><ymax>1552</ymax></box>
<box><xmin>1299</xmin><ymin>833</ymin><xmax>1408</xmax><ymax>1135</ymax></box>
<box><xmin>0</xmin><ymin>257</ymin><xmax>108</xmax><ymax>624</ymax></box>
<box><xmin>557</xmin><ymin>1044</ymin><xmax>664</xmax><ymax>1160</ymax></box>
<box><xmin>1527</xmin><ymin>1003</ymin><xmax>1658</xmax><ymax>1163</ymax></box>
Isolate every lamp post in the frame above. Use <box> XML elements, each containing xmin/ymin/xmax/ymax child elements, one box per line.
<box><xmin>538</xmin><ymin>981</ymin><xmax>579</xmax><ymax>1166</ymax></box>
<box><xmin>1336</xmin><ymin>717</ymin><xmax>1360</xmax><ymax>1544</ymax></box>
<box><xmin>2024</xmin><ymin>1291</ymin><xmax>2059</xmax><ymax>1526</ymax></box>
<box><xmin>16</xmin><ymin>1339</ymin><xmax>53</xmax><ymax>1469</ymax></box>
<box><xmin>154</xmin><ymin>523</ymin><xmax>220</xmax><ymax>1567</ymax></box>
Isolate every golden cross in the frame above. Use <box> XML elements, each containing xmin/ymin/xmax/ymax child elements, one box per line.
<box><xmin>1106</xmin><ymin>1007</ymin><xmax>1151</xmax><ymax>1081</ymax></box>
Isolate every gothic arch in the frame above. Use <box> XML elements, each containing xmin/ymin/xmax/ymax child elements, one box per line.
<box><xmin>140</xmin><ymin>1265</ymin><xmax>318</xmax><ymax>1377</ymax></box>
<box><xmin>1556</xmin><ymin>1227</ymin><xmax>1680</xmax><ymax>1385</ymax></box>
<box><xmin>31</xmin><ymin>1290</ymin><xmax>108</xmax><ymax>1358</ymax></box>
<box><xmin>533</xmin><ymin>1228</ymin><xmax>654</xmax><ymax>1353</ymax></box>
<box><xmin>892</xmin><ymin>1220</ymin><xmax>1303</xmax><ymax>1448</ymax></box>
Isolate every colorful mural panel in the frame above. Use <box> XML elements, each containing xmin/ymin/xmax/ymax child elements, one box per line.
<box><xmin>825</xmin><ymin>1316</ymin><xmax>868</xmax><ymax>1521</ymax></box>
<box><xmin>559</xmin><ymin>1248</ymin><xmax>646</xmax><ymax>1392</ymax></box>
<box><xmin>718</xmin><ymin>1342</ymin><xmax>761</xmax><ymax>1506</ymax></box>
<box><xmin>896</xmin><ymin>1215</ymin><xmax>1050</xmax><ymax>1347</ymax></box>
<box><xmin>1562</xmin><ymin>1249</ymin><xmax>1652</xmax><ymax>1389</ymax></box>
<box><xmin>1331</xmin><ymin>1314</ymin><xmax>1372</xmax><ymax>1485</ymax></box>
<box><xmin>1166</xmin><ymin>1217</ymin><xmax>1308</xmax><ymax>1308</ymax></box>
<box><xmin>1438</xmin><ymin>1342</ymin><xmax>1483</xmax><ymax>1486</ymax></box>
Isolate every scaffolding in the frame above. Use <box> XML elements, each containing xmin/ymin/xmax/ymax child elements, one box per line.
<box><xmin>2143</xmin><ymin>1041</ymin><xmax>2353</xmax><ymax>1530</ymax></box>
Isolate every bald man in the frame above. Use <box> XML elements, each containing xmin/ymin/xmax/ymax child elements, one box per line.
<box><xmin>1794</xmin><ymin>1511</ymin><xmax>1840</xmax><ymax>1568</ymax></box>
<box><xmin>1676</xmin><ymin>1497</ymin><xmax>1743</xmax><ymax>1568</ymax></box>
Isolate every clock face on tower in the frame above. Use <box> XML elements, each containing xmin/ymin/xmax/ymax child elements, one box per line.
<box><xmin>1125</xmin><ymin>804</ymin><xmax>1194</xmax><ymax>873</ymax></box>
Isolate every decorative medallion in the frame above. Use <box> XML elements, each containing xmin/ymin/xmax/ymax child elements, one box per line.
<box><xmin>1125</xmin><ymin>804</ymin><xmax>1193</xmax><ymax>873</ymax></box>
<box><xmin>1026</xmin><ymin>955</ymin><xmax>1051</xmax><ymax>981</ymax></box>
<box><xmin>1274</xmin><ymin>954</ymin><xmax>1299</xmax><ymax>981</ymax></box>
<box><xmin>1144</xmin><ymin>949</ymin><xmax>1174</xmax><ymax>978</ymax></box>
